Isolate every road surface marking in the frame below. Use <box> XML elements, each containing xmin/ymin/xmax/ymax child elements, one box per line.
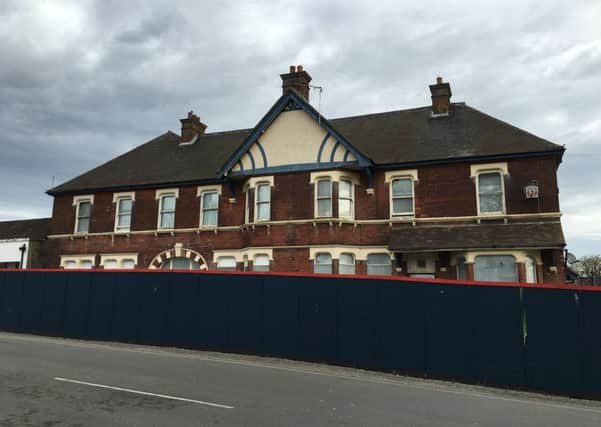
<box><xmin>54</xmin><ymin>377</ymin><xmax>234</xmax><ymax>409</ymax></box>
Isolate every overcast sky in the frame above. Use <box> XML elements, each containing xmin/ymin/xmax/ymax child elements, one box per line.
<box><xmin>1</xmin><ymin>0</ymin><xmax>600</xmax><ymax>256</ymax></box>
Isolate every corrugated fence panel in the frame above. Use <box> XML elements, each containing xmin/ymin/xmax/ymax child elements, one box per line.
<box><xmin>262</xmin><ymin>276</ymin><xmax>300</xmax><ymax>359</ymax></box>
<box><xmin>580</xmin><ymin>290</ymin><xmax>601</xmax><ymax>399</ymax></box>
<box><xmin>375</xmin><ymin>280</ymin><xmax>427</xmax><ymax>376</ymax></box>
<box><xmin>524</xmin><ymin>288</ymin><xmax>582</xmax><ymax>396</ymax></box>
<box><xmin>87</xmin><ymin>272</ymin><xmax>116</xmax><ymax>341</ymax></box>
<box><xmin>38</xmin><ymin>272</ymin><xmax>67</xmax><ymax>337</ymax></box>
<box><xmin>1</xmin><ymin>271</ymin><xmax>23</xmax><ymax>332</ymax></box>
<box><xmin>1</xmin><ymin>270</ymin><xmax>601</xmax><ymax>400</ymax></box>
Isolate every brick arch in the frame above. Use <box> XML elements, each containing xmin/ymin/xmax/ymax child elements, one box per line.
<box><xmin>148</xmin><ymin>244</ymin><xmax>208</xmax><ymax>270</ymax></box>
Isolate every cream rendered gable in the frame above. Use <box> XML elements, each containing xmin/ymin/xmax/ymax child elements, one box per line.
<box><xmin>231</xmin><ymin>110</ymin><xmax>356</xmax><ymax>172</ymax></box>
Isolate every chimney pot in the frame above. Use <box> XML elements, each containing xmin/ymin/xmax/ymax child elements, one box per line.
<box><xmin>180</xmin><ymin>110</ymin><xmax>207</xmax><ymax>143</ymax></box>
<box><xmin>280</xmin><ymin>65</ymin><xmax>312</xmax><ymax>101</ymax></box>
<box><xmin>429</xmin><ymin>77</ymin><xmax>452</xmax><ymax>115</ymax></box>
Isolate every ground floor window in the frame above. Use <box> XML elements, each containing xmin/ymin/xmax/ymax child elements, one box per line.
<box><xmin>525</xmin><ymin>256</ymin><xmax>537</xmax><ymax>283</ymax></box>
<box><xmin>314</xmin><ymin>253</ymin><xmax>332</xmax><ymax>274</ymax></box>
<box><xmin>253</xmin><ymin>254</ymin><xmax>270</xmax><ymax>272</ymax></box>
<box><xmin>456</xmin><ymin>256</ymin><xmax>467</xmax><ymax>280</ymax></box>
<box><xmin>216</xmin><ymin>256</ymin><xmax>237</xmax><ymax>271</ymax></box>
<box><xmin>367</xmin><ymin>253</ymin><xmax>392</xmax><ymax>276</ymax></box>
<box><xmin>161</xmin><ymin>257</ymin><xmax>201</xmax><ymax>270</ymax></box>
<box><xmin>474</xmin><ymin>255</ymin><xmax>517</xmax><ymax>282</ymax></box>
<box><xmin>339</xmin><ymin>253</ymin><xmax>355</xmax><ymax>275</ymax></box>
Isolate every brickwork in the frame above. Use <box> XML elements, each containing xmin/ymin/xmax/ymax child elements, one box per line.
<box><xmin>46</xmin><ymin>156</ymin><xmax>565</xmax><ymax>283</ymax></box>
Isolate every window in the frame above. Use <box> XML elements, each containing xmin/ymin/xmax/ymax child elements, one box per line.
<box><xmin>525</xmin><ymin>256</ymin><xmax>537</xmax><ymax>283</ymax></box>
<box><xmin>255</xmin><ymin>183</ymin><xmax>271</xmax><ymax>221</ymax></box>
<box><xmin>367</xmin><ymin>253</ymin><xmax>392</xmax><ymax>276</ymax></box>
<box><xmin>101</xmin><ymin>255</ymin><xmax>137</xmax><ymax>269</ymax></box>
<box><xmin>201</xmin><ymin>191</ymin><xmax>219</xmax><ymax>226</ymax></box>
<box><xmin>314</xmin><ymin>253</ymin><xmax>332</xmax><ymax>274</ymax></box>
<box><xmin>474</xmin><ymin>255</ymin><xmax>517</xmax><ymax>282</ymax></box>
<box><xmin>338</xmin><ymin>179</ymin><xmax>354</xmax><ymax>218</ymax></box>
<box><xmin>316</xmin><ymin>179</ymin><xmax>332</xmax><ymax>217</ymax></box>
<box><xmin>339</xmin><ymin>253</ymin><xmax>355</xmax><ymax>275</ymax></box>
<box><xmin>253</xmin><ymin>254</ymin><xmax>270</xmax><ymax>272</ymax></box>
<box><xmin>391</xmin><ymin>178</ymin><xmax>414</xmax><ymax>216</ymax></box>
<box><xmin>75</xmin><ymin>200</ymin><xmax>91</xmax><ymax>233</ymax></box>
<box><xmin>61</xmin><ymin>255</ymin><xmax>95</xmax><ymax>269</ymax></box>
<box><xmin>161</xmin><ymin>257</ymin><xmax>201</xmax><ymax>270</ymax></box>
<box><xmin>477</xmin><ymin>172</ymin><xmax>504</xmax><ymax>214</ymax></box>
<box><xmin>456</xmin><ymin>257</ymin><xmax>467</xmax><ymax>280</ymax></box>
<box><xmin>115</xmin><ymin>197</ymin><xmax>133</xmax><ymax>232</ymax></box>
<box><xmin>159</xmin><ymin>194</ymin><xmax>176</xmax><ymax>229</ymax></box>
<box><xmin>217</xmin><ymin>256</ymin><xmax>237</xmax><ymax>271</ymax></box>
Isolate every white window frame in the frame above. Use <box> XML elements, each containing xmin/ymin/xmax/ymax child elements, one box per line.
<box><xmin>475</xmin><ymin>170</ymin><xmax>506</xmax><ymax>216</ymax></box>
<box><xmin>314</xmin><ymin>252</ymin><xmax>333</xmax><ymax>274</ymax></box>
<box><xmin>339</xmin><ymin>253</ymin><xmax>356</xmax><ymax>275</ymax></box>
<box><xmin>73</xmin><ymin>195</ymin><xmax>94</xmax><ymax>234</ymax></box>
<box><xmin>315</xmin><ymin>178</ymin><xmax>333</xmax><ymax>218</ymax></box>
<box><xmin>60</xmin><ymin>255</ymin><xmax>95</xmax><ymax>269</ymax></box>
<box><xmin>200</xmin><ymin>190</ymin><xmax>219</xmax><ymax>227</ymax></box>
<box><xmin>338</xmin><ymin>179</ymin><xmax>354</xmax><ymax>219</ymax></box>
<box><xmin>367</xmin><ymin>253</ymin><xmax>393</xmax><ymax>276</ymax></box>
<box><xmin>216</xmin><ymin>256</ymin><xmax>237</xmax><ymax>271</ymax></box>
<box><xmin>390</xmin><ymin>177</ymin><xmax>415</xmax><ymax>217</ymax></box>
<box><xmin>99</xmin><ymin>253</ymin><xmax>138</xmax><ymax>269</ymax></box>
<box><xmin>254</xmin><ymin>182</ymin><xmax>271</xmax><ymax>222</ymax></box>
<box><xmin>156</xmin><ymin>191</ymin><xmax>177</xmax><ymax>230</ymax></box>
<box><xmin>113</xmin><ymin>193</ymin><xmax>134</xmax><ymax>233</ymax></box>
<box><xmin>253</xmin><ymin>254</ymin><xmax>270</xmax><ymax>272</ymax></box>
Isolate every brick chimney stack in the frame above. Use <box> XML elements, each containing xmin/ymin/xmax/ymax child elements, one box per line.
<box><xmin>280</xmin><ymin>65</ymin><xmax>312</xmax><ymax>101</ymax></box>
<box><xmin>180</xmin><ymin>111</ymin><xmax>207</xmax><ymax>143</ymax></box>
<box><xmin>429</xmin><ymin>76</ymin><xmax>452</xmax><ymax>115</ymax></box>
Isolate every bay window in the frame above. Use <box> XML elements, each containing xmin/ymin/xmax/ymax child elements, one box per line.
<box><xmin>255</xmin><ymin>182</ymin><xmax>271</xmax><ymax>221</ymax></box>
<box><xmin>314</xmin><ymin>253</ymin><xmax>332</xmax><ymax>274</ymax></box>
<box><xmin>338</xmin><ymin>179</ymin><xmax>354</xmax><ymax>218</ymax></box>
<box><xmin>339</xmin><ymin>253</ymin><xmax>355</xmax><ymax>275</ymax></box>
<box><xmin>316</xmin><ymin>179</ymin><xmax>332</xmax><ymax>217</ymax></box>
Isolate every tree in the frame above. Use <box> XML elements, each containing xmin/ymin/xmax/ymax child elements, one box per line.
<box><xmin>574</xmin><ymin>255</ymin><xmax>601</xmax><ymax>284</ymax></box>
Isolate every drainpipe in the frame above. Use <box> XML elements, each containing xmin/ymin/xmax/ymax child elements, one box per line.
<box><xmin>19</xmin><ymin>244</ymin><xmax>27</xmax><ymax>269</ymax></box>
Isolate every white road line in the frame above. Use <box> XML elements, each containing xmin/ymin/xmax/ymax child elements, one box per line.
<box><xmin>53</xmin><ymin>377</ymin><xmax>234</xmax><ymax>409</ymax></box>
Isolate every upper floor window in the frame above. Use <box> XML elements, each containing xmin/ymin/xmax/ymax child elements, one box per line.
<box><xmin>339</xmin><ymin>253</ymin><xmax>355</xmax><ymax>275</ymax></box>
<box><xmin>159</xmin><ymin>194</ymin><xmax>176</xmax><ymax>229</ymax></box>
<box><xmin>367</xmin><ymin>253</ymin><xmax>392</xmax><ymax>276</ymax></box>
<box><xmin>73</xmin><ymin>196</ymin><xmax>93</xmax><ymax>234</ymax></box>
<box><xmin>316</xmin><ymin>179</ymin><xmax>332</xmax><ymax>217</ymax></box>
<box><xmin>338</xmin><ymin>179</ymin><xmax>354</xmax><ymax>218</ymax></box>
<box><xmin>253</xmin><ymin>254</ymin><xmax>270</xmax><ymax>272</ymax></box>
<box><xmin>201</xmin><ymin>191</ymin><xmax>219</xmax><ymax>226</ymax></box>
<box><xmin>255</xmin><ymin>182</ymin><xmax>271</xmax><ymax>221</ymax></box>
<box><xmin>314</xmin><ymin>252</ymin><xmax>332</xmax><ymax>274</ymax></box>
<box><xmin>477</xmin><ymin>172</ymin><xmax>504</xmax><ymax>214</ymax></box>
<box><xmin>391</xmin><ymin>178</ymin><xmax>414</xmax><ymax>216</ymax></box>
<box><xmin>115</xmin><ymin>197</ymin><xmax>133</xmax><ymax>232</ymax></box>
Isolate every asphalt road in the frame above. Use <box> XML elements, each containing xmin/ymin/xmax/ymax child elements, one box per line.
<box><xmin>1</xmin><ymin>333</ymin><xmax>600</xmax><ymax>426</ymax></box>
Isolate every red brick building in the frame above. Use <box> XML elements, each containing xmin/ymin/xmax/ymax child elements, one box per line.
<box><xmin>46</xmin><ymin>67</ymin><xmax>566</xmax><ymax>283</ymax></box>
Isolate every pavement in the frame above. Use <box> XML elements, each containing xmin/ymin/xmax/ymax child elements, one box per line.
<box><xmin>0</xmin><ymin>332</ymin><xmax>600</xmax><ymax>426</ymax></box>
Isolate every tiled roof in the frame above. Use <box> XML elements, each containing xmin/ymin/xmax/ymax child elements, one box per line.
<box><xmin>0</xmin><ymin>218</ymin><xmax>50</xmax><ymax>240</ymax></box>
<box><xmin>388</xmin><ymin>221</ymin><xmax>566</xmax><ymax>251</ymax></box>
<box><xmin>48</xmin><ymin>103</ymin><xmax>563</xmax><ymax>195</ymax></box>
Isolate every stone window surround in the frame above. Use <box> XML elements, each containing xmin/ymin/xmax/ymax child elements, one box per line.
<box><xmin>310</xmin><ymin>170</ymin><xmax>359</xmax><ymax>219</ymax></box>
<box><xmin>112</xmin><ymin>191</ymin><xmax>135</xmax><ymax>233</ymax></box>
<box><xmin>384</xmin><ymin>169</ymin><xmax>418</xmax><ymax>218</ymax></box>
<box><xmin>99</xmin><ymin>253</ymin><xmax>138</xmax><ymax>269</ymax></box>
<box><xmin>470</xmin><ymin>162</ymin><xmax>508</xmax><ymax>216</ymax></box>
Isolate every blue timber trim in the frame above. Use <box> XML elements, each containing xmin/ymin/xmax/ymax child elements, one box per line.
<box><xmin>247</xmin><ymin>150</ymin><xmax>256</xmax><ymax>170</ymax></box>
<box><xmin>216</xmin><ymin>90</ymin><xmax>372</xmax><ymax>178</ymax></box>
<box><xmin>316</xmin><ymin>133</ymin><xmax>330</xmax><ymax>163</ymax></box>
<box><xmin>237</xmin><ymin>160</ymin><xmax>244</xmax><ymax>172</ymax></box>
<box><xmin>343</xmin><ymin>149</ymin><xmax>351</xmax><ymax>162</ymax></box>
<box><xmin>329</xmin><ymin>141</ymin><xmax>341</xmax><ymax>162</ymax></box>
<box><xmin>228</xmin><ymin>161</ymin><xmax>358</xmax><ymax>177</ymax></box>
<box><xmin>255</xmin><ymin>141</ymin><xmax>268</xmax><ymax>168</ymax></box>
